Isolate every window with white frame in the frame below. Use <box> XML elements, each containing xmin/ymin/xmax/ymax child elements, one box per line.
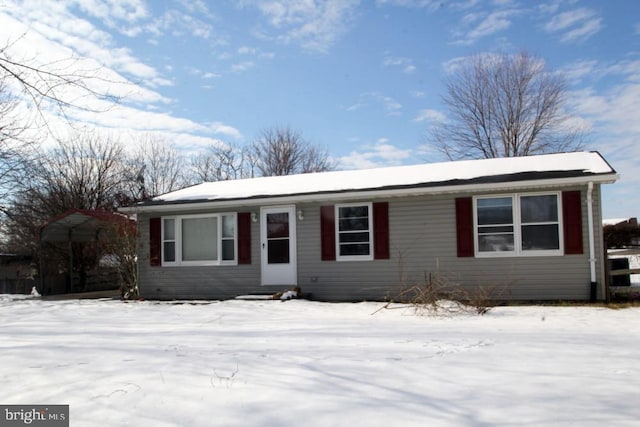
<box><xmin>163</xmin><ymin>218</ymin><xmax>176</xmax><ymax>262</ymax></box>
<box><xmin>162</xmin><ymin>213</ymin><xmax>237</xmax><ymax>266</ymax></box>
<box><xmin>475</xmin><ymin>193</ymin><xmax>562</xmax><ymax>256</ymax></box>
<box><xmin>336</xmin><ymin>203</ymin><xmax>373</xmax><ymax>261</ymax></box>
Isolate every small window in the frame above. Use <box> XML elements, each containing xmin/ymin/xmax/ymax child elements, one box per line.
<box><xmin>221</xmin><ymin>214</ymin><xmax>236</xmax><ymax>261</ymax></box>
<box><xmin>476</xmin><ymin>197</ymin><xmax>515</xmax><ymax>253</ymax></box>
<box><xmin>336</xmin><ymin>203</ymin><xmax>373</xmax><ymax>261</ymax></box>
<box><xmin>163</xmin><ymin>218</ymin><xmax>176</xmax><ymax>263</ymax></box>
<box><xmin>162</xmin><ymin>213</ymin><xmax>237</xmax><ymax>266</ymax></box>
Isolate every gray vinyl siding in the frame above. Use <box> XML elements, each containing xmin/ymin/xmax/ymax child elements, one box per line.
<box><xmin>137</xmin><ymin>184</ymin><xmax>605</xmax><ymax>301</ymax></box>
<box><xmin>137</xmin><ymin>207</ymin><xmax>261</xmax><ymax>300</ymax></box>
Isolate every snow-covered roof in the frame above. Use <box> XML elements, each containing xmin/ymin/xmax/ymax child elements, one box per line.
<box><xmin>131</xmin><ymin>151</ymin><xmax>617</xmax><ymax>210</ymax></box>
<box><xmin>603</xmin><ymin>218</ymin><xmax>636</xmax><ymax>226</ymax></box>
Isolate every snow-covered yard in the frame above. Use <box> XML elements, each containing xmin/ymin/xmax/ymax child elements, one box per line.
<box><xmin>1</xmin><ymin>296</ymin><xmax>639</xmax><ymax>427</ymax></box>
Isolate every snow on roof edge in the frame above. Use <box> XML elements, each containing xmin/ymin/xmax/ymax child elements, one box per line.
<box><xmin>146</xmin><ymin>151</ymin><xmax>617</xmax><ymax>205</ymax></box>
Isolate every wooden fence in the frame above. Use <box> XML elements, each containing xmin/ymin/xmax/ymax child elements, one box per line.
<box><xmin>607</xmin><ymin>247</ymin><xmax>640</xmax><ymax>300</ymax></box>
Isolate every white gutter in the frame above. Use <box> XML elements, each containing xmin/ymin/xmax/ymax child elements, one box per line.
<box><xmin>587</xmin><ymin>181</ymin><xmax>597</xmax><ymax>299</ymax></box>
<box><xmin>121</xmin><ymin>173</ymin><xmax>619</xmax><ymax>214</ymax></box>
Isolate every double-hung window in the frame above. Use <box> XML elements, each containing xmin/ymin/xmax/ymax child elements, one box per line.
<box><xmin>162</xmin><ymin>213</ymin><xmax>237</xmax><ymax>266</ymax></box>
<box><xmin>476</xmin><ymin>197</ymin><xmax>515</xmax><ymax>253</ymax></box>
<box><xmin>475</xmin><ymin>193</ymin><xmax>562</xmax><ymax>257</ymax></box>
<box><xmin>336</xmin><ymin>203</ymin><xmax>373</xmax><ymax>261</ymax></box>
<box><xmin>519</xmin><ymin>194</ymin><xmax>560</xmax><ymax>253</ymax></box>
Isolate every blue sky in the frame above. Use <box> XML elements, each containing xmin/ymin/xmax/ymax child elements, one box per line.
<box><xmin>1</xmin><ymin>0</ymin><xmax>639</xmax><ymax>219</ymax></box>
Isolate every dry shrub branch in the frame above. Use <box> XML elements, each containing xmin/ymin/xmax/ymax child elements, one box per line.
<box><xmin>378</xmin><ymin>263</ymin><xmax>500</xmax><ymax>316</ymax></box>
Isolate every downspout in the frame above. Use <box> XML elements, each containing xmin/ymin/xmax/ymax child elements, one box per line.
<box><xmin>587</xmin><ymin>182</ymin><xmax>597</xmax><ymax>301</ymax></box>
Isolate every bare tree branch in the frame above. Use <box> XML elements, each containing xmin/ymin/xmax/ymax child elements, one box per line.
<box><xmin>251</xmin><ymin>126</ymin><xmax>335</xmax><ymax>176</ymax></box>
<box><xmin>126</xmin><ymin>135</ymin><xmax>190</xmax><ymax>199</ymax></box>
<box><xmin>190</xmin><ymin>142</ymin><xmax>252</xmax><ymax>182</ymax></box>
<box><xmin>0</xmin><ymin>34</ymin><xmax>124</xmax><ymax>117</ymax></box>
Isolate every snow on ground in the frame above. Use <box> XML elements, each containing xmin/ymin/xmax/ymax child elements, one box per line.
<box><xmin>1</xmin><ymin>296</ymin><xmax>639</xmax><ymax>427</ymax></box>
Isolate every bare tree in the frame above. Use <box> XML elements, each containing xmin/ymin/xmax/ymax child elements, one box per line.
<box><xmin>190</xmin><ymin>142</ymin><xmax>251</xmax><ymax>182</ymax></box>
<box><xmin>0</xmin><ymin>35</ymin><xmax>125</xmax><ymax>215</ymax></box>
<box><xmin>41</xmin><ymin>133</ymin><xmax>127</xmax><ymax>212</ymax></box>
<box><xmin>431</xmin><ymin>51</ymin><xmax>584</xmax><ymax>160</ymax></box>
<box><xmin>251</xmin><ymin>126</ymin><xmax>335</xmax><ymax>176</ymax></box>
<box><xmin>5</xmin><ymin>132</ymin><xmax>127</xmax><ymax>233</ymax></box>
<box><xmin>0</xmin><ymin>75</ymin><xmax>34</xmax><ymax>213</ymax></box>
<box><xmin>3</xmin><ymin>133</ymin><xmax>131</xmax><ymax>289</ymax></box>
<box><xmin>127</xmin><ymin>135</ymin><xmax>190</xmax><ymax>199</ymax></box>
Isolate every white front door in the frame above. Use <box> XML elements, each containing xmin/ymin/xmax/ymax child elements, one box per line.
<box><xmin>261</xmin><ymin>206</ymin><xmax>297</xmax><ymax>286</ymax></box>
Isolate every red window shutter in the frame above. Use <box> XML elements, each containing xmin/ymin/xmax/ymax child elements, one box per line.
<box><xmin>149</xmin><ymin>217</ymin><xmax>161</xmax><ymax>266</ymax></box>
<box><xmin>373</xmin><ymin>202</ymin><xmax>390</xmax><ymax>259</ymax></box>
<box><xmin>562</xmin><ymin>191</ymin><xmax>583</xmax><ymax>254</ymax></box>
<box><xmin>320</xmin><ymin>205</ymin><xmax>336</xmax><ymax>261</ymax></box>
<box><xmin>455</xmin><ymin>197</ymin><xmax>474</xmax><ymax>257</ymax></box>
<box><xmin>237</xmin><ymin>212</ymin><xmax>251</xmax><ymax>264</ymax></box>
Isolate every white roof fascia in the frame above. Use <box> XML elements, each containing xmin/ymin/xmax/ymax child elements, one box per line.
<box><xmin>121</xmin><ymin>173</ymin><xmax>618</xmax><ymax>214</ymax></box>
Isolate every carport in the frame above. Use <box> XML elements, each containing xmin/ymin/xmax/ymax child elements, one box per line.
<box><xmin>38</xmin><ymin>209</ymin><xmax>131</xmax><ymax>294</ymax></box>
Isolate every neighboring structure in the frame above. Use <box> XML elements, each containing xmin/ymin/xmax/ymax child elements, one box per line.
<box><xmin>603</xmin><ymin>217</ymin><xmax>640</xmax><ymax>248</ymax></box>
<box><xmin>603</xmin><ymin>217</ymin><xmax>640</xmax><ymax>289</ymax></box>
<box><xmin>122</xmin><ymin>151</ymin><xmax>618</xmax><ymax>301</ymax></box>
<box><xmin>0</xmin><ymin>254</ymin><xmax>35</xmax><ymax>294</ymax></box>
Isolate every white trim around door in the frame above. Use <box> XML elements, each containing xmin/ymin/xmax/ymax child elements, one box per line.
<box><xmin>260</xmin><ymin>205</ymin><xmax>297</xmax><ymax>286</ymax></box>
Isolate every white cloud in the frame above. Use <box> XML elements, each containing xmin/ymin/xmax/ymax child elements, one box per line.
<box><xmin>245</xmin><ymin>0</ymin><xmax>359</xmax><ymax>53</ymax></box>
<box><xmin>374</xmin><ymin>0</ymin><xmax>442</xmax><ymax>10</ymax></box>
<box><xmin>543</xmin><ymin>8</ymin><xmax>602</xmax><ymax>43</ymax></box>
<box><xmin>339</xmin><ymin>141</ymin><xmax>414</xmax><ymax>169</ymax></box>
<box><xmin>560</xmin><ymin>59</ymin><xmax>599</xmax><ymax>82</ymax></box>
<box><xmin>566</xmin><ymin>64</ymin><xmax>640</xmax><ymax>217</ymax></box>
<box><xmin>453</xmin><ymin>8</ymin><xmax>518</xmax><ymax>45</ymax></box>
<box><xmin>0</xmin><ymin>1</ymin><xmax>242</xmax><ymax>154</ymax></box>
<box><xmin>231</xmin><ymin>61</ymin><xmax>255</xmax><ymax>73</ymax></box>
<box><xmin>544</xmin><ymin>8</ymin><xmax>593</xmax><ymax>32</ymax></box>
<box><xmin>185</xmin><ymin>67</ymin><xmax>221</xmax><ymax>80</ymax></box>
<box><xmin>145</xmin><ymin>9</ymin><xmax>214</xmax><ymax>39</ymax></box>
<box><xmin>1</xmin><ymin>4</ymin><xmax>170</xmax><ymax>90</ymax></box>
<box><xmin>345</xmin><ymin>92</ymin><xmax>403</xmax><ymax>116</ymax></box>
<box><xmin>467</xmin><ymin>10</ymin><xmax>514</xmax><ymax>39</ymax></box>
<box><xmin>208</xmin><ymin>122</ymin><xmax>244</xmax><ymax>140</ymax></box>
<box><xmin>75</xmin><ymin>0</ymin><xmax>149</xmax><ymax>23</ymax></box>
<box><xmin>175</xmin><ymin>0</ymin><xmax>215</xmax><ymax>18</ymax></box>
<box><xmin>381</xmin><ymin>96</ymin><xmax>402</xmax><ymax>115</ymax></box>
<box><xmin>237</xmin><ymin>45</ymin><xmax>276</xmax><ymax>61</ymax></box>
<box><xmin>413</xmin><ymin>109</ymin><xmax>445</xmax><ymax>123</ymax></box>
<box><xmin>561</xmin><ymin>18</ymin><xmax>602</xmax><ymax>43</ymax></box>
<box><xmin>238</xmin><ymin>46</ymin><xmax>258</xmax><ymax>55</ymax></box>
<box><xmin>383</xmin><ymin>56</ymin><xmax>417</xmax><ymax>74</ymax></box>
<box><xmin>345</xmin><ymin>102</ymin><xmax>366</xmax><ymax>112</ymax></box>
<box><xmin>441</xmin><ymin>56</ymin><xmax>467</xmax><ymax>74</ymax></box>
